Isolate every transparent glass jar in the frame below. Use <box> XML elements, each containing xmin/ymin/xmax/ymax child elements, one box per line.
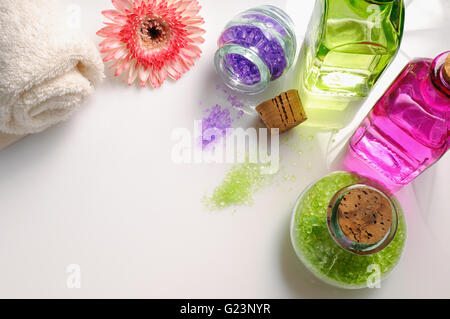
<box><xmin>214</xmin><ymin>5</ymin><xmax>297</xmax><ymax>94</ymax></box>
<box><xmin>290</xmin><ymin>171</ymin><xmax>407</xmax><ymax>289</ymax></box>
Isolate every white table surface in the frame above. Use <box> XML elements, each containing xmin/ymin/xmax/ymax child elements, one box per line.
<box><xmin>0</xmin><ymin>0</ymin><xmax>449</xmax><ymax>298</ymax></box>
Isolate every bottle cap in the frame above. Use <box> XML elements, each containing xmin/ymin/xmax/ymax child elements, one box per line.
<box><xmin>256</xmin><ymin>90</ymin><xmax>307</xmax><ymax>134</ymax></box>
<box><xmin>443</xmin><ymin>53</ymin><xmax>450</xmax><ymax>85</ymax></box>
<box><xmin>336</xmin><ymin>187</ymin><xmax>392</xmax><ymax>245</ymax></box>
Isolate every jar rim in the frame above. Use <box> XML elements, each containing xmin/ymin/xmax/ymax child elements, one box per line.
<box><xmin>214</xmin><ymin>44</ymin><xmax>271</xmax><ymax>94</ymax></box>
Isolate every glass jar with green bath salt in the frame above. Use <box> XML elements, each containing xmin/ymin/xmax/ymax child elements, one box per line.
<box><xmin>215</xmin><ymin>5</ymin><xmax>297</xmax><ymax>94</ymax></box>
<box><xmin>290</xmin><ymin>171</ymin><xmax>406</xmax><ymax>289</ymax></box>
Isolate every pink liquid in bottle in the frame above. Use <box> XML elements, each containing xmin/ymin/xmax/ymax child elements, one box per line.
<box><xmin>346</xmin><ymin>51</ymin><xmax>450</xmax><ymax>191</ymax></box>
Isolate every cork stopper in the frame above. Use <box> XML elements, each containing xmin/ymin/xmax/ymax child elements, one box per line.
<box><xmin>337</xmin><ymin>187</ymin><xmax>392</xmax><ymax>245</ymax></box>
<box><xmin>443</xmin><ymin>53</ymin><xmax>450</xmax><ymax>85</ymax></box>
<box><xmin>256</xmin><ymin>90</ymin><xmax>307</xmax><ymax>134</ymax></box>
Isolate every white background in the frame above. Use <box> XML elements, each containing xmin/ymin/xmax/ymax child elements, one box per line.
<box><xmin>0</xmin><ymin>0</ymin><xmax>449</xmax><ymax>298</ymax></box>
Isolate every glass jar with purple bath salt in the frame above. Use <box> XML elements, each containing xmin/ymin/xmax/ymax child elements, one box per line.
<box><xmin>214</xmin><ymin>5</ymin><xmax>297</xmax><ymax>94</ymax></box>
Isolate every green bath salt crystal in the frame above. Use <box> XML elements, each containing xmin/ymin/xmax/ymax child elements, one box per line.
<box><xmin>290</xmin><ymin>172</ymin><xmax>406</xmax><ymax>289</ymax></box>
<box><xmin>204</xmin><ymin>161</ymin><xmax>274</xmax><ymax>210</ymax></box>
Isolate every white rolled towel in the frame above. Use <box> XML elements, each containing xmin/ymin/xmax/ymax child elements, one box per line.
<box><xmin>0</xmin><ymin>0</ymin><xmax>104</xmax><ymax>148</ymax></box>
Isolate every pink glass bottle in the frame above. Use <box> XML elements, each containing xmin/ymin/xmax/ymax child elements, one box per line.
<box><xmin>346</xmin><ymin>51</ymin><xmax>450</xmax><ymax>190</ymax></box>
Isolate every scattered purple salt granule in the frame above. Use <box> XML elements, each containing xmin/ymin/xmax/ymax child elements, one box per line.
<box><xmin>215</xmin><ymin>83</ymin><xmax>246</xmax><ymax>110</ymax></box>
<box><xmin>227</xmin><ymin>92</ymin><xmax>245</xmax><ymax>109</ymax></box>
<box><xmin>200</xmin><ymin>104</ymin><xmax>233</xmax><ymax>150</ymax></box>
<box><xmin>209</xmin><ymin>84</ymin><xmax>249</xmax><ymax>123</ymax></box>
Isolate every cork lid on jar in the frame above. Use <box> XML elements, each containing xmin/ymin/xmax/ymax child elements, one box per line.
<box><xmin>336</xmin><ymin>188</ymin><xmax>392</xmax><ymax>245</ymax></box>
<box><xmin>327</xmin><ymin>184</ymin><xmax>399</xmax><ymax>255</ymax></box>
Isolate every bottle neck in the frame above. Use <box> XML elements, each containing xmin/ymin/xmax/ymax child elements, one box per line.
<box><xmin>327</xmin><ymin>184</ymin><xmax>399</xmax><ymax>255</ymax></box>
<box><xmin>431</xmin><ymin>51</ymin><xmax>450</xmax><ymax>97</ymax></box>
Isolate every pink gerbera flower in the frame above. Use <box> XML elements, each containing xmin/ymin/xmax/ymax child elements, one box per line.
<box><xmin>97</xmin><ymin>0</ymin><xmax>205</xmax><ymax>88</ymax></box>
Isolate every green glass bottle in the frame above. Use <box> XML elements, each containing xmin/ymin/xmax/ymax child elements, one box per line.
<box><xmin>297</xmin><ymin>0</ymin><xmax>405</xmax><ymax>128</ymax></box>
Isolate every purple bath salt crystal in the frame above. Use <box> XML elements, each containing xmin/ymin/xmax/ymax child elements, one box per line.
<box><xmin>227</xmin><ymin>92</ymin><xmax>245</xmax><ymax>109</ymax></box>
<box><xmin>201</xmin><ymin>104</ymin><xmax>232</xmax><ymax>149</ymax></box>
<box><xmin>225</xmin><ymin>53</ymin><xmax>261</xmax><ymax>85</ymax></box>
<box><xmin>219</xmin><ymin>24</ymin><xmax>287</xmax><ymax>81</ymax></box>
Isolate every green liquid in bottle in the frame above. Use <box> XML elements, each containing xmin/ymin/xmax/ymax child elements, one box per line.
<box><xmin>298</xmin><ymin>0</ymin><xmax>405</xmax><ymax>129</ymax></box>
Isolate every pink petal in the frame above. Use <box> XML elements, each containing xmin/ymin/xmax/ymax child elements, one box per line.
<box><xmin>171</xmin><ymin>0</ymin><xmax>190</xmax><ymax>12</ymax></box>
<box><xmin>182</xmin><ymin>17</ymin><xmax>204</xmax><ymax>25</ymax></box>
<box><xmin>186</xmin><ymin>36</ymin><xmax>205</xmax><ymax>44</ymax></box>
<box><xmin>114</xmin><ymin>47</ymin><xmax>128</xmax><ymax>60</ymax></box>
<box><xmin>185</xmin><ymin>44</ymin><xmax>202</xmax><ymax>55</ymax></box>
<box><xmin>112</xmin><ymin>0</ymin><xmax>133</xmax><ymax>14</ymax></box>
<box><xmin>181</xmin><ymin>48</ymin><xmax>199</xmax><ymax>59</ymax></box>
<box><xmin>149</xmin><ymin>70</ymin><xmax>162</xmax><ymax>88</ymax></box>
<box><xmin>96</xmin><ymin>24</ymin><xmax>123</xmax><ymax>37</ymax></box>
<box><xmin>178</xmin><ymin>54</ymin><xmax>194</xmax><ymax>68</ymax></box>
<box><xmin>166</xmin><ymin>64</ymin><xmax>181</xmax><ymax>80</ymax></box>
<box><xmin>158</xmin><ymin>68</ymin><xmax>167</xmax><ymax>84</ymax></box>
<box><xmin>128</xmin><ymin>63</ymin><xmax>138</xmax><ymax>85</ymax></box>
<box><xmin>176</xmin><ymin>0</ymin><xmax>201</xmax><ymax>16</ymax></box>
<box><xmin>99</xmin><ymin>39</ymin><xmax>124</xmax><ymax>51</ymax></box>
<box><xmin>168</xmin><ymin>60</ymin><xmax>184</xmax><ymax>75</ymax></box>
<box><xmin>102</xmin><ymin>10</ymin><xmax>128</xmax><ymax>25</ymax></box>
<box><xmin>185</xmin><ymin>26</ymin><xmax>206</xmax><ymax>37</ymax></box>
<box><xmin>103</xmin><ymin>47</ymin><xmax>121</xmax><ymax>62</ymax></box>
<box><xmin>138</xmin><ymin>67</ymin><xmax>151</xmax><ymax>87</ymax></box>
<box><xmin>103</xmin><ymin>46</ymin><xmax>128</xmax><ymax>62</ymax></box>
<box><xmin>115</xmin><ymin>59</ymin><xmax>132</xmax><ymax>77</ymax></box>
<box><xmin>182</xmin><ymin>2</ymin><xmax>201</xmax><ymax>17</ymax></box>
<box><xmin>148</xmin><ymin>71</ymin><xmax>157</xmax><ymax>88</ymax></box>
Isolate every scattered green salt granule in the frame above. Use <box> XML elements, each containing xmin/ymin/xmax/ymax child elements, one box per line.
<box><xmin>203</xmin><ymin>127</ymin><xmax>316</xmax><ymax>211</ymax></box>
<box><xmin>204</xmin><ymin>161</ymin><xmax>274</xmax><ymax>210</ymax></box>
<box><xmin>292</xmin><ymin>172</ymin><xmax>406</xmax><ymax>288</ymax></box>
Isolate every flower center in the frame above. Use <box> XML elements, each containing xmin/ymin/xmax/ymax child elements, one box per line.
<box><xmin>139</xmin><ymin>17</ymin><xmax>169</xmax><ymax>46</ymax></box>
